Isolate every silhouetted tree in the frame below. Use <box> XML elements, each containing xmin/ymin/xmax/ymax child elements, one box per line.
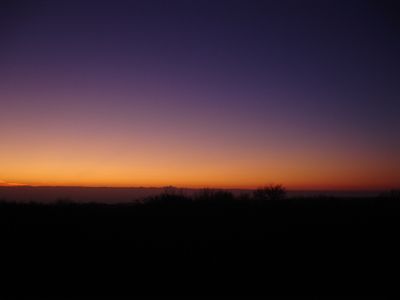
<box><xmin>253</xmin><ymin>183</ymin><xmax>286</xmax><ymax>201</ymax></box>
<box><xmin>195</xmin><ymin>188</ymin><xmax>215</xmax><ymax>201</ymax></box>
<box><xmin>213</xmin><ymin>190</ymin><xmax>234</xmax><ymax>202</ymax></box>
<box><xmin>55</xmin><ymin>197</ymin><xmax>74</xmax><ymax>205</ymax></box>
<box><xmin>253</xmin><ymin>187</ymin><xmax>268</xmax><ymax>201</ymax></box>
<box><xmin>159</xmin><ymin>186</ymin><xmax>189</xmax><ymax>205</ymax></box>
<box><xmin>379</xmin><ymin>189</ymin><xmax>400</xmax><ymax>198</ymax></box>
<box><xmin>163</xmin><ymin>185</ymin><xmax>178</xmax><ymax>196</ymax></box>
<box><xmin>238</xmin><ymin>192</ymin><xmax>251</xmax><ymax>201</ymax></box>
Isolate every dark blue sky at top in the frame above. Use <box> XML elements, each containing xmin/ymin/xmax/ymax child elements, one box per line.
<box><xmin>1</xmin><ymin>0</ymin><xmax>399</xmax><ymax>189</ymax></box>
<box><xmin>2</xmin><ymin>1</ymin><xmax>399</xmax><ymax>111</ymax></box>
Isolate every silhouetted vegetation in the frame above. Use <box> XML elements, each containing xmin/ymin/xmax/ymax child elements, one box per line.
<box><xmin>1</xmin><ymin>189</ymin><xmax>399</xmax><ymax>299</ymax></box>
<box><xmin>253</xmin><ymin>183</ymin><xmax>287</xmax><ymax>200</ymax></box>
<box><xmin>55</xmin><ymin>197</ymin><xmax>75</xmax><ymax>205</ymax></box>
<box><xmin>379</xmin><ymin>188</ymin><xmax>400</xmax><ymax>198</ymax></box>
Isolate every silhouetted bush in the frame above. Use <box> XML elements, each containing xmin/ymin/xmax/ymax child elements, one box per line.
<box><xmin>54</xmin><ymin>197</ymin><xmax>74</xmax><ymax>205</ymax></box>
<box><xmin>144</xmin><ymin>189</ymin><xmax>191</xmax><ymax>206</ymax></box>
<box><xmin>194</xmin><ymin>187</ymin><xmax>216</xmax><ymax>201</ymax></box>
<box><xmin>379</xmin><ymin>189</ymin><xmax>400</xmax><ymax>198</ymax></box>
<box><xmin>237</xmin><ymin>192</ymin><xmax>251</xmax><ymax>201</ymax></box>
<box><xmin>213</xmin><ymin>190</ymin><xmax>234</xmax><ymax>201</ymax></box>
<box><xmin>253</xmin><ymin>183</ymin><xmax>287</xmax><ymax>200</ymax></box>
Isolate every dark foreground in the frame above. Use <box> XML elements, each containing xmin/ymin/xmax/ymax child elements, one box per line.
<box><xmin>1</xmin><ymin>195</ymin><xmax>399</xmax><ymax>299</ymax></box>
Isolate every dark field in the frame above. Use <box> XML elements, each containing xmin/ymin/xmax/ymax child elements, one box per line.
<box><xmin>1</xmin><ymin>194</ymin><xmax>399</xmax><ymax>300</ymax></box>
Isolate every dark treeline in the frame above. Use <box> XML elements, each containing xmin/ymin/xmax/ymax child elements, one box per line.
<box><xmin>1</xmin><ymin>191</ymin><xmax>400</xmax><ymax>299</ymax></box>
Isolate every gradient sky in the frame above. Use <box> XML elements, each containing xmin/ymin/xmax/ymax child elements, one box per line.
<box><xmin>1</xmin><ymin>0</ymin><xmax>399</xmax><ymax>190</ymax></box>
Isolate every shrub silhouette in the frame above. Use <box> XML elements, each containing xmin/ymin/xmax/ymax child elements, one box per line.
<box><xmin>213</xmin><ymin>190</ymin><xmax>234</xmax><ymax>202</ymax></box>
<box><xmin>195</xmin><ymin>187</ymin><xmax>216</xmax><ymax>201</ymax></box>
<box><xmin>144</xmin><ymin>186</ymin><xmax>190</xmax><ymax>205</ymax></box>
<box><xmin>253</xmin><ymin>183</ymin><xmax>287</xmax><ymax>200</ymax></box>
<box><xmin>379</xmin><ymin>189</ymin><xmax>400</xmax><ymax>198</ymax></box>
<box><xmin>163</xmin><ymin>185</ymin><xmax>178</xmax><ymax>196</ymax></box>
<box><xmin>55</xmin><ymin>197</ymin><xmax>74</xmax><ymax>205</ymax></box>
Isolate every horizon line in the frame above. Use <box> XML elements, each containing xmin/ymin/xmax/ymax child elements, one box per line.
<box><xmin>0</xmin><ymin>184</ymin><xmax>391</xmax><ymax>192</ymax></box>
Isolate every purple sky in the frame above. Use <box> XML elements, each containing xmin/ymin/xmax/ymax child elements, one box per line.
<box><xmin>1</xmin><ymin>0</ymin><xmax>399</xmax><ymax>190</ymax></box>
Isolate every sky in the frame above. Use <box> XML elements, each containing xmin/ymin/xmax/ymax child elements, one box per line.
<box><xmin>1</xmin><ymin>0</ymin><xmax>399</xmax><ymax>190</ymax></box>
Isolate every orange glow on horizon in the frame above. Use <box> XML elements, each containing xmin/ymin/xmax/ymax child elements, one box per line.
<box><xmin>1</xmin><ymin>106</ymin><xmax>398</xmax><ymax>192</ymax></box>
<box><xmin>0</xmin><ymin>182</ymin><xmax>31</xmax><ymax>187</ymax></box>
